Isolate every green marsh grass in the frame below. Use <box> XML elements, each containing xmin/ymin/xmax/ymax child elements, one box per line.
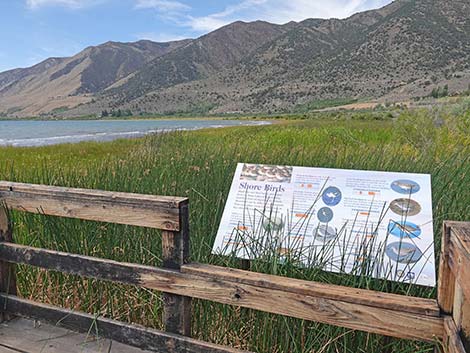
<box><xmin>1</xmin><ymin>109</ymin><xmax>470</xmax><ymax>352</ymax></box>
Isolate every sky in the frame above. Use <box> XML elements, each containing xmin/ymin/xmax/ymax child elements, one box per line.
<box><xmin>0</xmin><ymin>0</ymin><xmax>393</xmax><ymax>73</ymax></box>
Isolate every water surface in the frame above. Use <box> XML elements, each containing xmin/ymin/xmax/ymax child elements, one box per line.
<box><xmin>0</xmin><ymin>119</ymin><xmax>268</xmax><ymax>147</ymax></box>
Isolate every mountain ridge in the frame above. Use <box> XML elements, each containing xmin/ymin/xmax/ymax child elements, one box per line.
<box><xmin>0</xmin><ymin>39</ymin><xmax>191</xmax><ymax>116</ymax></box>
<box><xmin>1</xmin><ymin>0</ymin><xmax>470</xmax><ymax>118</ymax></box>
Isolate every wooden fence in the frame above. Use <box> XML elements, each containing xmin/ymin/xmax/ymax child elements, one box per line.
<box><xmin>0</xmin><ymin>181</ymin><xmax>468</xmax><ymax>352</ymax></box>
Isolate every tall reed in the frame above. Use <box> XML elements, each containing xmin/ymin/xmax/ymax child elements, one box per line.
<box><xmin>1</xmin><ymin>110</ymin><xmax>470</xmax><ymax>352</ymax></box>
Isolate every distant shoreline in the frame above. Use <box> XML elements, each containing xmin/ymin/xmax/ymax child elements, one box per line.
<box><xmin>0</xmin><ymin>119</ymin><xmax>272</xmax><ymax>147</ymax></box>
<box><xmin>0</xmin><ymin>115</ymin><xmax>272</xmax><ymax>122</ymax></box>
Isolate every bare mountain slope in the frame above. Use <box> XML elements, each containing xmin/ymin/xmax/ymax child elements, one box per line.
<box><xmin>2</xmin><ymin>0</ymin><xmax>470</xmax><ymax>117</ymax></box>
<box><xmin>0</xmin><ymin>39</ymin><xmax>190</xmax><ymax>116</ymax></box>
<box><xmin>0</xmin><ymin>58</ymin><xmax>67</xmax><ymax>92</ymax></box>
<box><xmin>104</xmin><ymin>20</ymin><xmax>291</xmax><ymax>106</ymax></box>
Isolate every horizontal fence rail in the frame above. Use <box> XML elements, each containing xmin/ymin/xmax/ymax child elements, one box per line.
<box><xmin>0</xmin><ymin>242</ymin><xmax>444</xmax><ymax>342</ymax></box>
<box><xmin>1</xmin><ymin>182</ymin><xmax>470</xmax><ymax>352</ymax></box>
<box><xmin>182</xmin><ymin>263</ymin><xmax>440</xmax><ymax>317</ymax></box>
<box><xmin>0</xmin><ymin>181</ymin><xmax>187</xmax><ymax>231</ymax></box>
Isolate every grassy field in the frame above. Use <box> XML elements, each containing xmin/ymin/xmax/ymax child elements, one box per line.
<box><xmin>1</xmin><ymin>105</ymin><xmax>470</xmax><ymax>353</ymax></box>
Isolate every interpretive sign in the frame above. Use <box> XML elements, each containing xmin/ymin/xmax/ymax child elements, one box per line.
<box><xmin>213</xmin><ymin>164</ymin><xmax>436</xmax><ymax>287</ymax></box>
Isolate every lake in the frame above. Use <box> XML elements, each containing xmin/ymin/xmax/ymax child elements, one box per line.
<box><xmin>0</xmin><ymin>119</ymin><xmax>269</xmax><ymax>147</ymax></box>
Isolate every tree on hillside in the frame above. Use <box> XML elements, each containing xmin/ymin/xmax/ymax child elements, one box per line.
<box><xmin>442</xmin><ymin>84</ymin><xmax>449</xmax><ymax>97</ymax></box>
<box><xmin>430</xmin><ymin>85</ymin><xmax>449</xmax><ymax>99</ymax></box>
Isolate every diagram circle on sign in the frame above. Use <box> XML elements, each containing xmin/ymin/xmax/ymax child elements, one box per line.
<box><xmin>262</xmin><ymin>216</ymin><xmax>285</xmax><ymax>233</ymax></box>
<box><xmin>385</xmin><ymin>241</ymin><xmax>423</xmax><ymax>264</ymax></box>
<box><xmin>317</xmin><ymin>207</ymin><xmax>334</xmax><ymax>223</ymax></box>
<box><xmin>314</xmin><ymin>224</ymin><xmax>337</xmax><ymax>242</ymax></box>
<box><xmin>390</xmin><ymin>198</ymin><xmax>422</xmax><ymax>217</ymax></box>
<box><xmin>388</xmin><ymin>220</ymin><xmax>422</xmax><ymax>238</ymax></box>
<box><xmin>322</xmin><ymin>186</ymin><xmax>342</xmax><ymax>206</ymax></box>
<box><xmin>391</xmin><ymin>180</ymin><xmax>420</xmax><ymax>195</ymax></box>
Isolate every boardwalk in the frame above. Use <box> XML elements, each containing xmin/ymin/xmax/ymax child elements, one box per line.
<box><xmin>0</xmin><ymin>318</ymin><xmax>151</xmax><ymax>353</ymax></box>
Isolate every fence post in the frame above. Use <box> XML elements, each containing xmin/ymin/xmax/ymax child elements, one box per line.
<box><xmin>438</xmin><ymin>223</ymin><xmax>456</xmax><ymax>315</ymax></box>
<box><xmin>450</xmin><ymin>223</ymin><xmax>470</xmax><ymax>352</ymax></box>
<box><xmin>438</xmin><ymin>222</ymin><xmax>470</xmax><ymax>353</ymax></box>
<box><xmin>0</xmin><ymin>205</ymin><xmax>17</xmax><ymax>322</ymax></box>
<box><xmin>453</xmin><ymin>283</ymin><xmax>470</xmax><ymax>351</ymax></box>
<box><xmin>162</xmin><ymin>201</ymin><xmax>191</xmax><ymax>336</ymax></box>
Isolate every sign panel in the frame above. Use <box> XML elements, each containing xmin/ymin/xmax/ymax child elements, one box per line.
<box><xmin>213</xmin><ymin>164</ymin><xmax>436</xmax><ymax>287</ymax></box>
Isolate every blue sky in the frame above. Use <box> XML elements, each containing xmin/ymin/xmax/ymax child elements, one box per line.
<box><xmin>0</xmin><ymin>0</ymin><xmax>393</xmax><ymax>73</ymax></box>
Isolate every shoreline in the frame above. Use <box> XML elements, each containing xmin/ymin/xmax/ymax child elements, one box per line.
<box><xmin>0</xmin><ymin>115</ymin><xmax>272</xmax><ymax>122</ymax></box>
<box><xmin>0</xmin><ymin>119</ymin><xmax>272</xmax><ymax>148</ymax></box>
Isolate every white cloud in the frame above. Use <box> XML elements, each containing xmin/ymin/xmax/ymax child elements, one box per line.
<box><xmin>267</xmin><ymin>0</ymin><xmax>391</xmax><ymax>22</ymax></box>
<box><xmin>185</xmin><ymin>0</ymin><xmax>392</xmax><ymax>32</ymax></box>
<box><xmin>186</xmin><ymin>0</ymin><xmax>266</xmax><ymax>32</ymax></box>
<box><xmin>134</xmin><ymin>0</ymin><xmax>190</xmax><ymax>11</ymax></box>
<box><xmin>26</xmin><ymin>0</ymin><xmax>100</xmax><ymax>9</ymax></box>
<box><xmin>187</xmin><ymin>16</ymin><xmax>228</xmax><ymax>33</ymax></box>
<box><xmin>134</xmin><ymin>0</ymin><xmax>191</xmax><ymax>25</ymax></box>
<box><xmin>135</xmin><ymin>32</ymin><xmax>189</xmax><ymax>42</ymax></box>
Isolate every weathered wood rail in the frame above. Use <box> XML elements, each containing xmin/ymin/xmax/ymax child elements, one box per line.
<box><xmin>0</xmin><ymin>181</ymin><xmax>469</xmax><ymax>352</ymax></box>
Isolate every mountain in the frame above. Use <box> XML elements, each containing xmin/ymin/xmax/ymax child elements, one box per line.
<box><xmin>0</xmin><ymin>39</ymin><xmax>190</xmax><ymax>117</ymax></box>
<box><xmin>2</xmin><ymin>0</ymin><xmax>470</xmax><ymax>118</ymax></box>
<box><xmin>105</xmin><ymin>21</ymin><xmax>290</xmax><ymax>104</ymax></box>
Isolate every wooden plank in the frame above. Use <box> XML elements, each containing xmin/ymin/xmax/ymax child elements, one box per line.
<box><xmin>450</xmin><ymin>222</ymin><xmax>470</xmax><ymax>256</ymax></box>
<box><xmin>0</xmin><ymin>182</ymin><xmax>187</xmax><ymax>207</ymax></box>
<box><xmin>438</xmin><ymin>222</ymin><xmax>456</xmax><ymax>314</ymax></box>
<box><xmin>450</xmin><ymin>224</ymin><xmax>470</xmax><ymax>298</ymax></box>
<box><xmin>0</xmin><ymin>205</ymin><xmax>16</xmax><ymax>323</ymax></box>
<box><xmin>0</xmin><ymin>317</ymin><xmax>153</xmax><ymax>353</ymax></box>
<box><xmin>461</xmin><ymin>299</ymin><xmax>470</xmax><ymax>352</ymax></box>
<box><xmin>448</xmin><ymin>222</ymin><xmax>470</xmax><ymax>351</ymax></box>
<box><xmin>448</xmin><ymin>230</ymin><xmax>470</xmax><ymax>307</ymax></box>
<box><xmin>443</xmin><ymin>317</ymin><xmax>467</xmax><ymax>353</ymax></box>
<box><xmin>0</xmin><ymin>295</ymin><xmax>249</xmax><ymax>353</ymax></box>
<box><xmin>453</xmin><ymin>283</ymin><xmax>464</xmax><ymax>330</ymax></box>
<box><xmin>162</xmin><ymin>203</ymin><xmax>191</xmax><ymax>336</ymax></box>
<box><xmin>453</xmin><ymin>283</ymin><xmax>470</xmax><ymax>352</ymax></box>
<box><xmin>0</xmin><ymin>181</ymin><xmax>187</xmax><ymax>231</ymax></box>
<box><xmin>0</xmin><ymin>206</ymin><xmax>16</xmax><ymax>295</ymax></box>
<box><xmin>0</xmin><ymin>344</ymin><xmax>19</xmax><ymax>352</ymax></box>
<box><xmin>0</xmin><ymin>243</ymin><xmax>444</xmax><ymax>342</ymax></box>
<box><xmin>182</xmin><ymin>263</ymin><xmax>441</xmax><ymax>317</ymax></box>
